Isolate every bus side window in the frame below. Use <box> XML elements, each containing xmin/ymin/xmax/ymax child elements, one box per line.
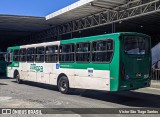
<box><xmin>45</xmin><ymin>45</ymin><xmax>58</xmax><ymax>63</ymax></box>
<box><xmin>76</xmin><ymin>42</ymin><xmax>90</xmax><ymax>62</ymax></box>
<box><xmin>35</xmin><ymin>47</ymin><xmax>45</xmax><ymax>62</ymax></box>
<box><xmin>92</xmin><ymin>39</ymin><xmax>114</xmax><ymax>62</ymax></box>
<box><xmin>19</xmin><ymin>49</ymin><xmax>27</xmax><ymax>62</ymax></box>
<box><xmin>59</xmin><ymin>44</ymin><xmax>74</xmax><ymax>62</ymax></box>
<box><xmin>27</xmin><ymin>48</ymin><xmax>35</xmax><ymax>62</ymax></box>
<box><xmin>13</xmin><ymin>49</ymin><xmax>19</xmax><ymax>62</ymax></box>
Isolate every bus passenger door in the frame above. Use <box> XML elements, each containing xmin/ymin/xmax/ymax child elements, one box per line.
<box><xmin>21</xmin><ymin>62</ymin><xmax>28</xmax><ymax>80</ymax></box>
<box><xmin>74</xmin><ymin>42</ymin><xmax>91</xmax><ymax>89</ymax></box>
<box><xmin>28</xmin><ymin>63</ymin><xmax>37</xmax><ymax>82</ymax></box>
<box><xmin>27</xmin><ymin>48</ymin><xmax>37</xmax><ymax>82</ymax></box>
<box><xmin>37</xmin><ymin>72</ymin><xmax>44</xmax><ymax>83</ymax></box>
<box><xmin>19</xmin><ymin>49</ymin><xmax>28</xmax><ymax>80</ymax></box>
<box><xmin>6</xmin><ymin>50</ymin><xmax>14</xmax><ymax>78</ymax></box>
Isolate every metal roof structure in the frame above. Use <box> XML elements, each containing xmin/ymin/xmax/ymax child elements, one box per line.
<box><xmin>43</xmin><ymin>0</ymin><xmax>160</xmax><ymax>38</ymax></box>
<box><xmin>46</xmin><ymin>0</ymin><xmax>126</xmax><ymax>25</ymax></box>
<box><xmin>0</xmin><ymin>15</ymin><xmax>52</xmax><ymax>41</ymax></box>
<box><xmin>0</xmin><ymin>0</ymin><xmax>127</xmax><ymax>41</ymax></box>
<box><xmin>0</xmin><ymin>0</ymin><xmax>160</xmax><ymax>44</ymax></box>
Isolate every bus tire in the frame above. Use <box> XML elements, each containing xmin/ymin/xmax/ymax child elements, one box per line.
<box><xmin>16</xmin><ymin>74</ymin><xmax>22</xmax><ymax>84</ymax></box>
<box><xmin>58</xmin><ymin>76</ymin><xmax>70</xmax><ymax>94</ymax></box>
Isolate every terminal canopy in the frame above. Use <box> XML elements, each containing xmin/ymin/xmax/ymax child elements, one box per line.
<box><xmin>0</xmin><ymin>0</ymin><xmax>160</xmax><ymax>50</ymax></box>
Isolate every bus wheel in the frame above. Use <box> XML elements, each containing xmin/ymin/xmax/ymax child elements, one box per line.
<box><xmin>58</xmin><ymin>76</ymin><xmax>69</xmax><ymax>94</ymax></box>
<box><xmin>16</xmin><ymin>74</ymin><xmax>22</xmax><ymax>84</ymax></box>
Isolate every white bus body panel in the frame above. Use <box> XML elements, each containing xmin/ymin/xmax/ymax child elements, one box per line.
<box><xmin>8</xmin><ymin>41</ymin><xmax>110</xmax><ymax>91</ymax></box>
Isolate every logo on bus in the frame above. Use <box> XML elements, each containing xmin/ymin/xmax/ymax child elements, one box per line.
<box><xmin>30</xmin><ymin>64</ymin><xmax>43</xmax><ymax>72</ymax></box>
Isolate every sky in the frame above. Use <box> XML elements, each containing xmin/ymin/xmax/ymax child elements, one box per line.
<box><xmin>0</xmin><ymin>0</ymin><xmax>79</xmax><ymax>17</ymax></box>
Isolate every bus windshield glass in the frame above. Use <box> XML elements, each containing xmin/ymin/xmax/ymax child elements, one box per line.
<box><xmin>124</xmin><ymin>35</ymin><xmax>149</xmax><ymax>55</ymax></box>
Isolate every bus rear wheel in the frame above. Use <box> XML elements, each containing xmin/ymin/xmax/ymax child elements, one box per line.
<box><xmin>58</xmin><ymin>76</ymin><xmax>69</xmax><ymax>94</ymax></box>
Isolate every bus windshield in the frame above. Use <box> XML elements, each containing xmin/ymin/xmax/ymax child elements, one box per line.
<box><xmin>124</xmin><ymin>35</ymin><xmax>149</xmax><ymax>55</ymax></box>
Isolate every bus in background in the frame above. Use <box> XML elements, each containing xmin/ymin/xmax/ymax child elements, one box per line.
<box><xmin>6</xmin><ymin>32</ymin><xmax>151</xmax><ymax>94</ymax></box>
<box><xmin>0</xmin><ymin>52</ymin><xmax>7</xmax><ymax>75</ymax></box>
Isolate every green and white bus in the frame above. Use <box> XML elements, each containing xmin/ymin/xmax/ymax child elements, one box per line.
<box><xmin>0</xmin><ymin>52</ymin><xmax>6</xmax><ymax>74</ymax></box>
<box><xmin>6</xmin><ymin>32</ymin><xmax>151</xmax><ymax>93</ymax></box>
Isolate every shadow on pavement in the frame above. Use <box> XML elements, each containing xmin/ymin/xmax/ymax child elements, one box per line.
<box><xmin>12</xmin><ymin>80</ymin><xmax>59</xmax><ymax>91</ymax></box>
<box><xmin>0</xmin><ymin>83</ymin><xmax>8</xmax><ymax>85</ymax></box>
<box><xmin>0</xmin><ymin>77</ymin><xmax>13</xmax><ymax>79</ymax></box>
<box><xmin>74</xmin><ymin>90</ymin><xmax>160</xmax><ymax>108</ymax></box>
<box><xmin>11</xmin><ymin>80</ymin><xmax>160</xmax><ymax>108</ymax></box>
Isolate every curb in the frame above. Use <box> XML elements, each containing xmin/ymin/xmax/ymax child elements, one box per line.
<box><xmin>151</xmin><ymin>80</ymin><xmax>160</xmax><ymax>88</ymax></box>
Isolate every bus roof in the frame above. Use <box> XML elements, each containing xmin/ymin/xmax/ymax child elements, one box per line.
<box><xmin>7</xmin><ymin>32</ymin><xmax>150</xmax><ymax>50</ymax></box>
<box><xmin>60</xmin><ymin>32</ymin><xmax>150</xmax><ymax>44</ymax></box>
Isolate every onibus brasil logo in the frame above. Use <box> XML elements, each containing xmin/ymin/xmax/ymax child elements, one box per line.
<box><xmin>30</xmin><ymin>64</ymin><xmax>43</xmax><ymax>72</ymax></box>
